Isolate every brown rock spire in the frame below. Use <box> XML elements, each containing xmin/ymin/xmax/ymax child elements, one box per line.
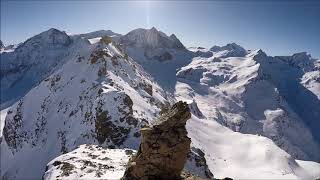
<box><xmin>122</xmin><ymin>101</ymin><xmax>191</xmax><ymax>180</ymax></box>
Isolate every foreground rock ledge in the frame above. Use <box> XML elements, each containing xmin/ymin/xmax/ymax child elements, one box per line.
<box><xmin>122</xmin><ymin>101</ymin><xmax>191</xmax><ymax>180</ymax></box>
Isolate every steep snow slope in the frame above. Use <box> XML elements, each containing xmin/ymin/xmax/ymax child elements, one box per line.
<box><xmin>175</xmin><ymin>48</ymin><xmax>320</xmax><ymax>161</ymax></box>
<box><xmin>187</xmin><ymin>115</ymin><xmax>320</xmax><ymax>179</ymax></box>
<box><xmin>0</xmin><ymin>28</ymin><xmax>90</xmax><ymax>109</ymax></box>
<box><xmin>1</xmin><ymin>40</ymin><xmax>169</xmax><ymax>179</ymax></box>
<box><xmin>119</xmin><ymin>27</ymin><xmax>193</xmax><ymax>91</ymax></box>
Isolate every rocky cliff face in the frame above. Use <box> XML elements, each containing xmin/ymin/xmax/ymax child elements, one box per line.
<box><xmin>122</xmin><ymin>101</ymin><xmax>192</xmax><ymax>180</ymax></box>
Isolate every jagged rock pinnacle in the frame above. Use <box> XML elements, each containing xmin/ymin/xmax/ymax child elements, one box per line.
<box><xmin>122</xmin><ymin>101</ymin><xmax>191</xmax><ymax>180</ymax></box>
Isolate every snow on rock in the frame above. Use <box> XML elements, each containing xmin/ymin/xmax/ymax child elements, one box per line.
<box><xmin>43</xmin><ymin>144</ymin><xmax>135</xmax><ymax>180</ymax></box>
<box><xmin>1</xmin><ymin>39</ymin><xmax>169</xmax><ymax>179</ymax></box>
<box><xmin>300</xmin><ymin>58</ymin><xmax>320</xmax><ymax>100</ymax></box>
<box><xmin>301</xmin><ymin>70</ymin><xmax>320</xmax><ymax>99</ymax></box>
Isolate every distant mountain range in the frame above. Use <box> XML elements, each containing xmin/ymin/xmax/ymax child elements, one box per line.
<box><xmin>1</xmin><ymin>27</ymin><xmax>319</xmax><ymax>179</ymax></box>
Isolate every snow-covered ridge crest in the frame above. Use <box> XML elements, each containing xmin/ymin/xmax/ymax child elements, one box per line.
<box><xmin>119</xmin><ymin>27</ymin><xmax>185</xmax><ymax>50</ymax></box>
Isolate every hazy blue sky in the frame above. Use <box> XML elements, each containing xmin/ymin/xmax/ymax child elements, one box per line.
<box><xmin>1</xmin><ymin>0</ymin><xmax>319</xmax><ymax>57</ymax></box>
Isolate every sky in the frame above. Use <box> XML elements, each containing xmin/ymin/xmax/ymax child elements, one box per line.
<box><xmin>1</xmin><ymin>0</ymin><xmax>320</xmax><ymax>58</ymax></box>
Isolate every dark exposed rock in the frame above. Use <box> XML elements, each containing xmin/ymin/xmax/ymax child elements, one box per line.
<box><xmin>139</xmin><ymin>81</ymin><xmax>153</xmax><ymax>96</ymax></box>
<box><xmin>0</xmin><ymin>40</ymin><xmax>4</xmax><ymax>48</ymax></box>
<box><xmin>186</xmin><ymin>147</ymin><xmax>214</xmax><ymax>179</ymax></box>
<box><xmin>90</xmin><ymin>49</ymin><xmax>110</xmax><ymax>64</ymax></box>
<box><xmin>100</xmin><ymin>36</ymin><xmax>112</xmax><ymax>44</ymax></box>
<box><xmin>122</xmin><ymin>101</ymin><xmax>191</xmax><ymax>180</ymax></box>
<box><xmin>94</xmin><ymin>94</ymin><xmax>136</xmax><ymax>146</ymax></box>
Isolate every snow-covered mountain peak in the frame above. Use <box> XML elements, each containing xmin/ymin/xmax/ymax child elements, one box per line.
<box><xmin>210</xmin><ymin>43</ymin><xmax>247</xmax><ymax>57</ymax></box>
<box><xmin>210</xmin><ymin>43</ymin><xmax>244</xmax><ymax>51</ymax></box>
<box><xmin>120</xmin><ymin>27</ymin><xmax>185</xmax><ymax>49</ymax></box>
<box><xmin>272</xmin><ymin>52</ymin><xmax>316</xmax><ymax>72</ymax></box>
<box><xmin>247</xmin><ymin>49</ymin><xmax>268</xmax><ymax>58</ymax></box>
<box><xmin>0</xmin><ymin>28</ymin><xmax>87</xmax><ymax>109</ymax></box>
<box><xmin>149</xmin><ymin>26</ymin><xmax>158</xmax><ymax>32</ymax></box>
<box><xmin>23</xmin><ymin>28</ymin><xmax>72</xmax><ymax>47</ymax></box>
<box><xmin>291</xmin><ymin>52</ymin><xmax>313</xmax><ymax>65</ymax></box>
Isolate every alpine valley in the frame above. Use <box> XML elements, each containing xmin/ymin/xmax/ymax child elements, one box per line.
<box><xmin>1</xmin><ymin>27</ymin><xmax>319</xmax><ymax>179</ymax></box>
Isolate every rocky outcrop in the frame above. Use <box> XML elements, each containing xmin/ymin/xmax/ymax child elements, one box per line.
<box><xmin>122</xmin><ymin>101</ymin><xmax>191</xmax><ymax>180</ymax></box>
<box><xmin>43</xmin><ymin>144</ymin><xmax>136</xmax><ymax>180</ymax></box>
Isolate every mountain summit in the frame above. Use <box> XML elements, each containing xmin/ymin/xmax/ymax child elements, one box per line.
<box><xmin>210</xmin><ymin>43</ymin><xmax>247</xmax><ymax>57</ymax></box>
<box><xmin>119</xmin><ymin>27</ymin><xmax>185</xmax><ymax>49</ymax></box>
